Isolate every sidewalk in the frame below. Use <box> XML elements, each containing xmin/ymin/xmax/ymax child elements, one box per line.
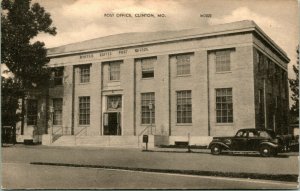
<box><xmin>151</xmin><ymin>146</ymin><xmax>300</xmax><ymax>156</ymax></box>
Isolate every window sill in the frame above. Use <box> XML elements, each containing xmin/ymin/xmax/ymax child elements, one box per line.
<box><xmin>176</xmin><ymin>123</ymin><xmax>193</xmax><ymax>126</ymax></box>
<box><xmin>215</xmin><ymin>123</ymin><xmax>234</xmax><ymax>126</ymax></box>
<box><xmin>140</xmin><ymin>124</ymin><xmax>156</xmax><ymax>126</ymax></box>
<box><xmin>216</xmin><ymin>71</ymin><xmax>232</xmax><ymax>74</ymax></box>
<box><xmin>141</xmin><ymin>77</ymin><xmax>154</xmax><ymax>80</ymax></box>
<box><xmin>78</xmin><ymin>82</ymin><xmax>90</xmax><ymax>85</ymax></box>
<box><xmin>52</xmin><ymin>125</ymin><xmax>62</xmax><ymax>127</ymax></box>
<box><xmin>176</xmin><ymin>74</ymin><xmax>191</xmax><ymax>77</ymax></box>
<box><xmin>78</xmin><ymin>125</ymin><xmax>90</xmax><ymax>127</ymax></box>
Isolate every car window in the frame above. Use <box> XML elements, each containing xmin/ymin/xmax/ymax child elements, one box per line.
<box><xmin>258</xmin><ymin>131</ymin><xmax>271</xmax><ymax>138</ymax></box>
<box><xmin>236</xmin><ymin>131</ymin><xmax>247</xmax><ymax>137</ymax></box>
<box><xmin>236</xmin><ymin>131</ymin><xmax>244</xmax><ymax>137</ymax></box>
<box><xmin>248</xmin><ymin>132</ymin><xmax>257</xmax><ymax>137</ymax></box>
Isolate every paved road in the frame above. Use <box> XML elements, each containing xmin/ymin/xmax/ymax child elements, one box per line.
<box><xmin>3</xmin><ymin>145</ymin><xmax>298</xmax><ymax>174</ymax></box>
<box><xmin>2</xmin><ymin>162</ymin><xmax>298</xmax><ymax>189</ymax></box>
<box><xmin>2</xmin><ymin>145</ymin><xmax>299</xmax><ymax>189</ymax></box>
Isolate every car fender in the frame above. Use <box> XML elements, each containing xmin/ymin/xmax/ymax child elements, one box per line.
<box><xmin>209</xmin><ymin>142</ymin><xmax>230</xmax><ymax>149</ymax></box>
<box><xmin>260</xmin><ymin>142</ymin><xmax>278</xmax><ymax>148</ymax></box>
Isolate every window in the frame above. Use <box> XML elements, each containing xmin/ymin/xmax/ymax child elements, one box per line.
<box><xmin>216</xmin><ymin>88</ymin><xmax>233</xmax><ymax>123</ymax></box>
<box><xmin>53</xmin><ymin>67</ymin><xmax>64</xmax><ymax>86</ymax></box>
<box><xmin>27</xmin><ymin>100</ymin><xmax>38</xmax><ymax>125</ymax></box>
<box><xmin>248</xmin><ymin>131</ymin><xmax>257</xmax><ymax>137</ymax></box>
<box><xmin>80</xmin><ymin>65</ymin><xmax>90</xmax><ymax>83</ymax></box>
<box><xmin>109</xmin><ymin>61</ymin><xmax>121</xmax><ymax>81</ymax></box>
<box><xmin>236</xmin><ymin>131</ymin><xmax>247</xmax><ymax>137</ymax></box>
<box><xmin>276</xmin><ymin>96</ymin><xmax>281</xmax><ymax>108</ymax></box>
<box><xmin>258</xmin><ymin>89</ymin><xmax>263</xmax><ymax>104</ymax></box>
<box><xmin>141</xmin><ymin>57</ymin><xmax>155</xmax><ymax>78</ymax></box>
<box><xmin>79</xmin><ymin>96</ymin><xmax>90</xmax><ymax>125</ymax></box>
<box><xmin>53</xmin><ymin>98</ymin><xmax>63</xmax><ymax>125</ymax></box>
<box><xmin>141</xmin><ymin>93</ymin><xmax>155</xmax><ymax>124</ymax></box>
<box><xmin>256</xmin><ymin>51</ymin><xmax>260</xmax><ymax>64</ymax></box>
<box><xmin>107</xmin><ymin>95</ymin><xmax>122</xmax><ymax>110</ymax></box>
<box><xmin>260</xmin><ymin>53</ymin><xmax>265</xmax><ymax>72</ymax></box>
<box><xmin>256</xmin><ymin>51</ymin><xmax>262</xmax><ymax>71</ymax></box>
<box><xmin>176</xmin><ymin>90</ymin><xmax>192</xmax><ymax>123</ymax></box>
<box><xmin>176</xmin><ymin>54</ymin><xmax>191</xmax><ymax>75</ymax></box>
<box><xmin>264</xmin><ymin>57</ymin><xmax>268</xmax><ymax>73</ymax></box>
<box><xmin>259</xmin><ymin>131</ymin><xmax>271</xmax><ymax>138</ymax></box>
<box><xmin>216</xmin><ymin>50</ymin><xmax>231</xmax><ymax>72</ymax></box>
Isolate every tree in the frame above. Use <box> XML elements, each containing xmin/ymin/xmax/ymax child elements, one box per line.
<box><xmin>1</xmin><ymin>0</ymin><xmax>56</xmax><ymax>143</ymax></box>
<box><xmin>289</xmin><ymin>45</ymin><xmax>299</xmax><ymax>120</ymax></box>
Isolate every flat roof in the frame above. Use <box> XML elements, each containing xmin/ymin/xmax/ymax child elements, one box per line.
<box><xmin>47</xmin><ymin>20</ymin><xmax>289</xmax><ymax>62</ymax></box>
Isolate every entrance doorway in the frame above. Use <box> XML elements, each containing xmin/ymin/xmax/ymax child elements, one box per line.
<box><xmin>103</xmin><ymin>112</ymin><xmax>121</xmax><ymax>135</ymax></box>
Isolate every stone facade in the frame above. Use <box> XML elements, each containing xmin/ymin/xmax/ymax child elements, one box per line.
<box><xmin>16</xmin><ymin>20</ymin><xmax>290</xmax><ymax>145</ymax></box>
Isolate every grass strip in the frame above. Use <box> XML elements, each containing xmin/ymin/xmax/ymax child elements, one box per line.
<box><xmin>30</xmin><ymin>162</ymin><xmax>298</xmax><ymax>182</ymax></box>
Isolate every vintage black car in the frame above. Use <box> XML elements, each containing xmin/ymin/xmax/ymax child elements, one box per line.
<box><xmin>208</xmin><ymin>128</ymin><xmax>283</xmax><ymax>157</ymax></box>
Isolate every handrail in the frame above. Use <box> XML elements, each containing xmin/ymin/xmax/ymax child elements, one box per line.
<box><xmin>53</xmin><ymin>127</ymin><xmax>63</xmax><ymax>135</ymax></box>
<box><xmin>75</xmin><ymin>126</ymin><xmax>87</xmax><ymax>137</ymax></box>
<box><xmin>75</xmin><ymin>126</ymin><xmax>87</xmax><ymax>145</ymax></box>
<box><xmin>138</xmin><ymin>125</ymin><xmax>152</xmax><ymax>137</ymax></box>
<box><xmin>52</xmin><ymin>126</ymin><xmax>63</xmax><ymax>143</ymax></box>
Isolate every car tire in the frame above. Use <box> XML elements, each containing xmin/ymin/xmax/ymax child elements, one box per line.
<box><xmin>211</xmin><ymin>144</ymin><xmax>222</xmax><ymax>155</ymax></box>
<box><xmin>260</xmin><ymin>145</ymin><xmax>272</xmax><ymax>157</ymax></box>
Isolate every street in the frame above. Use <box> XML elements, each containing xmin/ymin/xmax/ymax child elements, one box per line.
<box><xmin>2</xmin><ymin>145</ymin><xmax>299</xmax><ymax>189</ymax></box>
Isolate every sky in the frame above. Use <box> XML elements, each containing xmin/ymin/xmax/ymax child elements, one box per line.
<box><xmin>2</xmin><ymin>0</ymin><xmax>298</xmax><ymax>81</ymax></box>
<box><xmin>32</xmin><ymin>0</ymin><xmax>299</xmax><ymax>79</ymax></box>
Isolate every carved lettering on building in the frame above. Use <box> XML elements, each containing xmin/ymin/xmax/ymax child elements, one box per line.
<box><xmin>79</xmin><ymin>54</ymin><xmax>94</xmax><ymax>59</ymax></box>
<box><xmin>99</xmin><ymin>51</ymin><xmax>112</xmax><ymax>57</ymax></box>
<box><xmin>135</xmin><ymin>47</ymin><xmax>148</xmax><ymax>52</ymax></box>
<box><xmin>79</xmin><ymin>47</ymin><xmax>149</xmax><ymax>60</ymax></box>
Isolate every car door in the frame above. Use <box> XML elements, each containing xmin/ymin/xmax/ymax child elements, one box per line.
<box><xmin>231</xmin><ymin>130</ymin><xmax>248</xmax><ymax>151</ymax></box>
<box><xmin>246</xmin><ymin>131</ymin><xmax>260</xmax><ymax>151</ymax></box>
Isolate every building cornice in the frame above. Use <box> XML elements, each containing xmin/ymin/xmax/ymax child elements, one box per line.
<box><xmin>47</xmin><ymin>21</ymin><xmax>290</xmax><ymax>63</ymax></box>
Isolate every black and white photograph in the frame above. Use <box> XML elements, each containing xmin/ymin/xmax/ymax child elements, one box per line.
<box><xmin>1</xmin><ymin>0</ymin><xmax>299</xmax><ymax>189</ymax></box>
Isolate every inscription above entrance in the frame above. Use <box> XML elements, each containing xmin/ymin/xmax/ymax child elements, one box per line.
<box><xmin>79</xmin><ymin>47</ymin><xmax>149</xmax><ymax>60</ymax></box>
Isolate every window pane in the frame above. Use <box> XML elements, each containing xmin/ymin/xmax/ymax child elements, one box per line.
<box><xmin>53</xmin><ymin>67</ymin><xmax>64</xmax><ymax>86</ymax></box>
<box><xmin>141</xmin><ymin>93</ymin><xmax>155</xmax><ymax>124</ymax></box>
<box><xmin>216</xmin><ymin>88</ymin><xmax>233</xmax><ymax>123</ymax></box>
<box><xmin>176</xmin><ymin>90</ymin><xmax>192</xmax><ymax>124</ymax></box>
<box><xmin>80</xmin><ymin>65</ymin><xmax>90</xmax><ymax>83</ymax></box>
<box><xmin>176</xmin><ymin>54</ymin><xmax>191</xmax><ymax>75</ymax></box>
<box><xmin>79</xmin><ymin>96</ymin><xmax>90</xmax><ymax>125</ymax></box>
<box><xmin>27</xmin><ymin>100</ymin><xmax>38</xmax><ymax>125</ymax></box>
<box><xmin>216</xmin><ymin>50</ymin><xmax>231</xmax><ymax>72</ymax></box>
<box><xmin>53</xmin><ymin>98</ymin><xmax>63</xmax><ymax>125</ymax></box>
<box><xmin>110</xmin><ymin>61</ymin><xmax>121</xmax><ymax>81</ymax></box>
<box><xmin>140</xmin><ymin>57</ymin><xmax>155</xmax><ymax>78</ymax></box>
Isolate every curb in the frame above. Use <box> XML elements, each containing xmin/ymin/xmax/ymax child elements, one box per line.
<box><xmin>30</xmin><ymin>162</ymin><xmax>298</xmax><ymax>182</ymax></box>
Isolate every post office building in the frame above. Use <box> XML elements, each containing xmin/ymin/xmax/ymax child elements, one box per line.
<box><xmin>16</xmin><ymin>20</ymin><xmax>290</xmax><ymax>147</ymax></box>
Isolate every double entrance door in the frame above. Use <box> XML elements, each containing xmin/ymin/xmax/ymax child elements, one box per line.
<box><xmin>103</xmin><ymin>112</ymin><xmax>121</xmax><ymax>135</ymax></box>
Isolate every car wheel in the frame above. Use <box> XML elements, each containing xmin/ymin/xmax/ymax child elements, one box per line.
<box><xmin>260</xmin><ymin>145</ymin><xmax>272</xmax><ymax>157</ymax></box>
<box><xmin>211</xmin><ymin>144</ymin><xmax>222</xmax><ymax>155</ymax></box>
